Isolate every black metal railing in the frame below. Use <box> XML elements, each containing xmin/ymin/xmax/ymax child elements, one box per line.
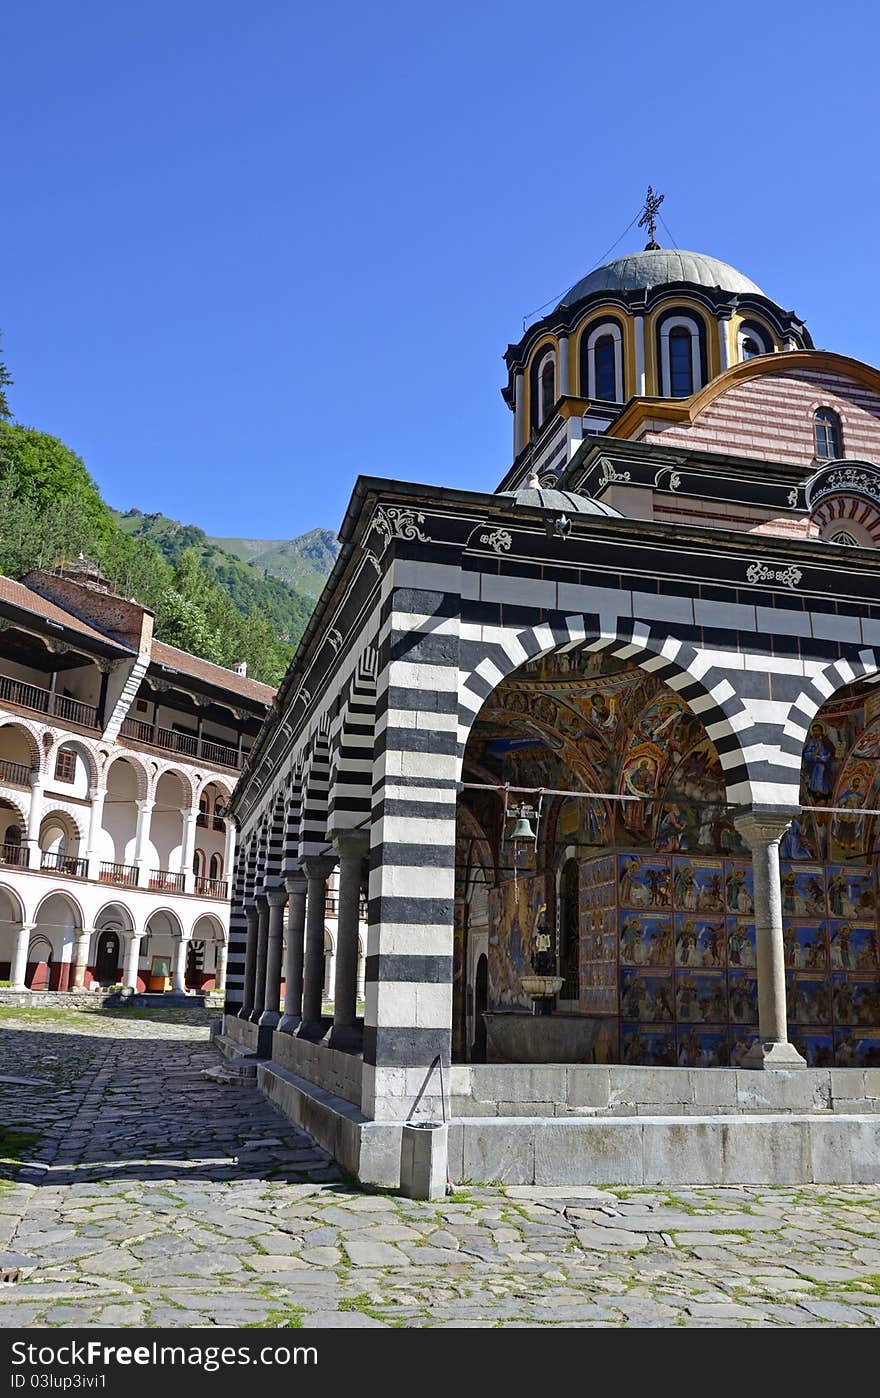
<box><xmin>149</xmin><ymin>868</ymin><xmax>185</xmax><ymax>894</ymax></box>
<box><xmin>119</xmin><ymin>717</ymin><xmax>243</xmax><ymax>769</ymax></box>
<box><xmin>0</xmin><ymin>673</ymin><xmax>98</xmax><ymax>728</ymax></box>
<box><xmin>40</xmin><ymin>849</ymin><xmax>87</xmax><ymax>878</ymax></box>
<box><xmin>194</xmin><ymin>875</ymin><xmax>227</xmax><ymax>899</ymax></box>
<box><xmin>0</xmin><ymin>756</ymin><xmax>33</xmax><ymax>787</ymax></box>
<box><xmin>99</xmin><ymin>861</ymin><xmax>138</xmax><ymax>888</ymax></box>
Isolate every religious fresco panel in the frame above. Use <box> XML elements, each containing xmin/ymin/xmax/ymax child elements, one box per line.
<box><xmin>465</xmin><ymin>649</ymin><xmax>880</xmax><ymax>1066</ymax></box>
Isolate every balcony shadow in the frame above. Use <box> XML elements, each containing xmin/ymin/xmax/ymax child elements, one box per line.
<box><xmin>0</xmin><ymin>1017</ymin><xmax>344</xmax><ymax>1190</ymax></box>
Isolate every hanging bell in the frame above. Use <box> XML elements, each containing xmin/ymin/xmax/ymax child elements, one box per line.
<box><xmin>510</xmin><ymin>805</ymin><xmax>537</xmax><ymax>843</ymax></box>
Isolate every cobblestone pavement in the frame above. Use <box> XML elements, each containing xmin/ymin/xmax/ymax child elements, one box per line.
<box><xmin>2</xmin><ymin>1007</ymin><xmax>880</xmax><ymax>1329</ymax></box>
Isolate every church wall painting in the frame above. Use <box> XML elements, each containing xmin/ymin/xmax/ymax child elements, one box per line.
<box><xmin>467</xmin><ymin>652</ymin><xmax>880</xmax><ymax>1067</ymax></box>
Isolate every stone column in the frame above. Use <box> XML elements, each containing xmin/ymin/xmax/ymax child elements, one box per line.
<box><xmin>85</xmin><ymin>787</ymin><xmax>106</xmax><ymax>880</ymax></box>
<box><xmin>223</xmin><ymin>817</ymin><xmax>237</xmax><ymax>896</ymax></box>
<box><xmin>172</xmin><ymin>936</ymin><xmax>189</xmax><ymax>995</ymax></box>
<box><xmin>10</xmin><ymin>923</ymin><xmax>35</xmax><ymax>990</ymax></box>
<box><xmin>26</xmin><ymin>774</ymin><xmax>43</xmax><ymax>870</ymax></box>
<box><xmin>513</xmin><ymin>370</ymin><xmax>525</xmax><ymax>455</ymax></box>
<box><xmin>122</xmin><ymin>932</ymin><xmax>143</xmax><ymax>991</ymax></box>
<box><xmin>718</xmin><ymin>315</ymin><xmax>732</xmax><ymax>371</ymax></box>
<box><xmin>329</xmin><ymin>831</ymin><xmax>369</xmax><ymax>1050</ymax></box>
<box><xmin>734</xmin><ymin>810</ymin><xmax>806</xmax><ymax>1070</ymax></box>
<box><xmin>238</xmin><ymin>905</ymin><xmax>258</xmax><ymax>1019</ymax></box>
<box><xmin>214</xmin><ymin>940</ymin><xmax>228</xmax><ymax>995</ymax></box>
<box><xmin>633</xmin><ymin>314</ymin><xmax>646</xmax><ymax>396</ymax></box>
<box><xmin>299</xmin><ymin>856</ymin><xmax>336</xmax><ymax>1039</ymax></box>
<box><xmin>259</xmin><ymin>886</ymin><xmax>287</xmax><ymax>1029</ymax></box>
<box><xmin>133</xmin><ymin>798</ymin><xmax>155</xmax><ymax>888</ymax></box>
<box><xmin>249</xmin><ymin>894</ymin><xmax>270</xmax><ymax>1023</ymax></box>
<box><xmin>278</xmin><ymin>874</ymin><xmax>307</xmax><ymax>1033</ymax></box>
<box><xmin>558</xmin><ymin>334</ymin><xmax>570</xmax><ymax>398</ymax></box>
<box><xmin>181</xmin><ymin>807</ymin><xmax>198</xmax><ymax>894</ymax></box>
<box><xmin>70</xmin><ymin>928</ymin><xmax>94</xmax><ymax>991</ymax></box>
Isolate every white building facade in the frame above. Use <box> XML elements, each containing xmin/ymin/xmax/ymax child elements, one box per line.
<box><xmin>0</xmin><ymin>561</ymin><xmax>273</xmax><ymax>995</ymax></box>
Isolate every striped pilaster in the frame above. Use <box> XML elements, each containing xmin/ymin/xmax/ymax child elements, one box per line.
<box><xmin>361</xmin><ymin>582</ymin><xmax>460</xmax><ymax>1122</ymax></box>
<box><xmin>223</xmin><ymin>834</ymin><xmax>247</xmax><ymax>1014</ymax></box>
<box><xmin>298</xmin><ymin>721</ymin><xmax>332</xmax><ymax>861</ymax></box>
<box><xmin>327</xmin><ymin>647</ymin><xmax>377</xmax><ymax>835</ymax></box>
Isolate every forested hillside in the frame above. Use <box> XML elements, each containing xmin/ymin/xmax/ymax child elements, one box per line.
<box><xmin>0</xmin><ymin>422</ymin><xmax>326</xmax><ymax>685</ymax></box>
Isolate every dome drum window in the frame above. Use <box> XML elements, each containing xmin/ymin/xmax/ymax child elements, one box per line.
<box><xmin>530</xmin><ymin>347</ymin><xmax>557</xmax><ymax>434</ymax></box>
<box><xmin>580</xmin><ymin>320</ymin><xmax>624</xmax><ymax>403</ymax></box>
<box><xmin>738</xmin><ymin>321</ymin><xmax>771</xmax><ymax>361</ymax></box>
<box><xmin>657</xmin><ymin>313</ymin><xmax>705</xmax><ymax>398</ymax></box>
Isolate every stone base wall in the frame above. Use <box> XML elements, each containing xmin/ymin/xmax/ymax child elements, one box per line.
<box><xmin>222</xmin><ymin>1014</ymin><xmax>261</xmax><ymax>1050</ymax></box>
<box><xmin>271</xmin><ymin>1031</ymin><xmax>362</xmax><ymax>1106</ymax></box>
<box><xmin>0</xmin><ymin>990</ymin><xmax>114</xmax><ymax>1011</ymax></box>
<box><xmin>450</xmin><ymin>1064</ymin><xmax>880</xmax><ymax>1117</ymax></box>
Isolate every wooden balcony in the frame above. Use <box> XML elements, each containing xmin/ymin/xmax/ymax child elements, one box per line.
<box><xmin>194</xmin><ymin>875</ymin><xmax>227</xmax><ymax>899</ymax></box>
<box><xmin>41</xmin><ymin>849</ymin><xmax>88</xmax><ymax>878</ymax></box>
<box><xmin>99</xmin><ymin>861</ymin><xmax>138</xmax><ymax>888</ymax></box>
<box><xmin>0</xmin><ymin>841</ymin><xmax>25</xmax><ymax>868</ymax></box>
<box><xmin>149</xmin><ymin>868</ymin><xmax>186</xmax><ymax>894</ymax></box>
<box><xmin>0</xmin><ymin>673</ymin><xmax>98</xmax><ymax>729</ymax></box>
<box><xmin>0</xmin><ymin>756</ymin><xmax>34</xmax><ymax>788</ymax></box>
<box><xmin>119</xmin><ymin>718</ymin><xmax>244</xmax><ymax>770</ymax></box>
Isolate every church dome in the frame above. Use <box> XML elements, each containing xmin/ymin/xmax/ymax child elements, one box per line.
<box><xmin>558</xmin><ymin>249</ymin><xmax>765</xmax><ymax>308</ymax></box>
<box><xmin>499</xmin><ymin>476</ymin><xmax>621</xmax><ymax>516</ymax></box>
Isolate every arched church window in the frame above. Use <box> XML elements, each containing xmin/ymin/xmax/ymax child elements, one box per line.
<box><xmin>595</xmin><ymin>336</ymin><xmax>617</xmax><ymax>401</ymax></box>
<box><xmin>581</xmin><ymin>321</ymin><xmax>623</xmax><ymax>402</ymax></box>
<box><xmin>669</xmin><ymin>326</ymin><xmax>694</xmax><ymax>396</ymax></box>
<box><xmin>539</xmin><ymin>356</ymin><xmax>556</xmax><ymax>426</ymax></box>
<box><xmin>658</xmin><ymin>313</ymin><xmax>703</xmax><ymax>398</ymax></box>
<box><xmin>738</xmin><ymin>321</ymin><xmax>770</xmax><ymax>361</ymax></box>
<box><xmin>209</xmin><ymin>852</ymin><xmax>223</xmax><ymax>881</ymax></box>
<box><xmin>814</xmin><ymin>408</ymin><xmax>842</xmax><ymax>460</ymax></box>
<box><xmin>559</xmin><ymin>858</ymin><xmax>580</xmax><ymax>999</ymax></box>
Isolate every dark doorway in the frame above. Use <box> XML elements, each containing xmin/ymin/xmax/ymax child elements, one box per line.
<box><xmin>472</xmin><ymin>954</ymin><xmax>488</xmax><ymax>1062</ymax></box>
<box><xmin>94</xmin><ymin>929</ymin><xmax>120</xmax><ymax>984</ymax></box>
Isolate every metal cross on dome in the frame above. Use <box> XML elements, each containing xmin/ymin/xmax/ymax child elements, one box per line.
<box><xmin>638</xmin><ymin>185</ymin><xmax>664</xmax><ymax>247</ymax></box>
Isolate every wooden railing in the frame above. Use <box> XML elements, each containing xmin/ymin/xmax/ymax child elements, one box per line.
<box><xmin>41</xmin><ymin>849</ymin><xmax>88</xmax><ymax>878</ymax></box>
<box><xmin>0</xmin><ymin>757</ymin><xmax>33</xmax><ymax>788</ymax></box>
<box><xmin>119</xmin><ymin>718</ymin><xmax>243</xmax><ymax>770</ymax></box>
<box><xmin>0</xmin><ymin>673</ymin><xmax>98</xmax><ymax>729</ymax></box>
<box><xmin>149</xmin><ymin>868</ymin><xmax>185</xmax><ymax>894</ymax></box>
<box><xmin>0</xmin><ymin>841</ymin><xmax>25</xmax><ymax>867</ymax></box>
<box><xmin>99</xmin><ymin>861</ymin><xmax>138</xmax><ymax>888</ymax></box>
<box><xmin>194</xmin><ymin>875</ymin><xmax>227</xmax><ymax>899</ymax></box>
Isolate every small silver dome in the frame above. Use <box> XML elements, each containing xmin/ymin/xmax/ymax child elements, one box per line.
<box><xmin>559</xmin><ymin>248</ymin><xmax>765</xmax><ymax>308</ymax></box>
<box><xmin>499</xmin><ymin>474</ymin><xmax>621</xmax><ymax>517</ymax></box>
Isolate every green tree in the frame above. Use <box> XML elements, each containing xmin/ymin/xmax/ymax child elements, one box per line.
<box><xmin>0</xmin><ymin>334</ymin><xmax>12</xmax><ymax>419</ymax></box>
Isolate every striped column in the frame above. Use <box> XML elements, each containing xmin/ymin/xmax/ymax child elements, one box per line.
<box><xmin>259</xmin><ymin>885</ymin><xmax>287</xmax><ymax>1030</ymax></box>
<box><xmin>240</xmin><ymin>906</ymin><xmax>258</xmax><ymax>1018</ymax></box>
<box><xmin>299</xmin><ymin>856</ymin><xmax>336</xmax><ymax>1039</ymax></box>
<box><xmin>224</xmin><ymin>839</ymin><xmax>247</xmax><ymax>1014</ymax></box>
<box><xmin>361</xmin><ymin>573</ymin><xmax>460</xmax><ymax>1122</ymax></box>
<box><xmin>278</xmin><ymin>873</ymin><xmax>308</xmax><ymax>1033</ymax></box>
<box><xmin>250</xmin><ymin>894</ymin><xmax>270</xmax><ymax>1023</ymax></box>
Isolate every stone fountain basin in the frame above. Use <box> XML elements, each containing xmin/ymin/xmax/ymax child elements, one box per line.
<box><xmin>483</xmin><ymin>1012</ymin><xmax>600</xmax><ymax>1064</ymax></box>
<box><xmin>520</xmin><ymin>975</ymin><xmax>564</xmax><ymax>998</ymax></box>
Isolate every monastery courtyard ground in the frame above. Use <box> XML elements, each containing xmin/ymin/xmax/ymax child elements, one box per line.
<box><xmin>1</xmin><ymin>1009</ymin><xmax>880</xmax><ymax>1329</ymax></box>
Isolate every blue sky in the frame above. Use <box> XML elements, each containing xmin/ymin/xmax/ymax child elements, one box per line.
<box><xmin>1</xmin><ymin>1</ymin><xmax>876</xmax><ymax>539</ymax></box>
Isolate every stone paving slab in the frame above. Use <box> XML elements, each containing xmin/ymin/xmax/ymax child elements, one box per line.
<box><xmin>2</xmin><ymin>1005</ymin><xmax>880</xmax><ymax>1327</ymax></box>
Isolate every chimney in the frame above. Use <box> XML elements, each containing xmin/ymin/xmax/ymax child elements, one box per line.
<box><xmin>232</xmin><ymin>660</ymin><xmax>248</xmax><ymax>677</ymax></box>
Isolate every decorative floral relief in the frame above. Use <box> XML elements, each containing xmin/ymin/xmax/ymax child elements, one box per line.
<box><xmin>369</xmin><ymin>505</ymin><xmax>431</xmax><ymax>553</ymax></box>
<box><xmin>327</xmin><ymin>628</ymin><xmax>343</xmax><ymax>652</ymax></box>
<box><xmin>746</xmin><ymin>562</ymin><xmax>803</xmax><ymax>590</ymax></box>
<box><xmin>600</xmin><ymin>462</ymin><xmax>631</xmax><ymax>485</ymax></box>
<box><xmin>478</xmin><ymin>527</ymin><xmax>513</xmax><ymax>554</ymax></box>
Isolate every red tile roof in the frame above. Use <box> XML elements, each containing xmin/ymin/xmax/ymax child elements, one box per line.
<box><xmin>149</xmin><ymin>640</ymin><xmax>275</xmax><ymax>705</ymax></box>
<box><xmin>0</xmin><ymin>575</ymin><xmax>131</xmax><ymax>649</ymax></box>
